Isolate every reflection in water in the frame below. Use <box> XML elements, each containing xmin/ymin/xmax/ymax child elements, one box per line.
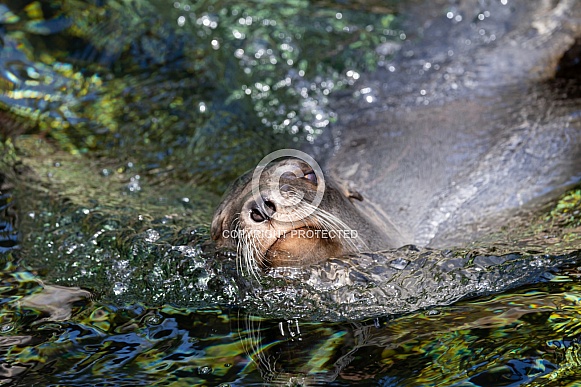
<box><xmin>18</xmin><ymin>284</ymin><xmax>91</xmax><ymax>321</ymax></box>
<box><xmin>1</xmin><ymin>276</ymin><xmax>581</xmax><ymax>385</ymax></box>
<box><xmin>0</xmin><ymin>175</ymin><xmax>18</xmax><ymax>254</ymax></box>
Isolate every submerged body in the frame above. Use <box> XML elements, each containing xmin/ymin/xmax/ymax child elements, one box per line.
<box><xmin>212</xmin><ymin>0</ymin><xmax>581</xmax><ymax>267</ymax></box>
<box><xmin>326</xmin><ymin>81</ymin><xmax>581</xmax><ymax>248</ymax></box>
<box><xmin>319</xmin><ymin>0</ymin><xmax>581</xmax><ymax>248</ymax></box>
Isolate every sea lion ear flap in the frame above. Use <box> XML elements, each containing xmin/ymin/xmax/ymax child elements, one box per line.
<box><xmin>347</xmin><ymin>189</ymin><xmax>364</xmax><ymax>201</ymax></box>
<box><xmin>333</xmin><ymin>177</ymin><xmax>364</xmax><ymax>202</ymax></box>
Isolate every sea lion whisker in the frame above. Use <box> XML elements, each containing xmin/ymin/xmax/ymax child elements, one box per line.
<box><xmin>240</xmin><ymin>228</ymin><xmax>263</xmax><ymax>281</ymax></box>
<box><xmin>238</xmin><ymin>237</ymin><xmax>250</xmax><ymax>277</ymax></box>
<box><xmin>299</xmin><ymin>202</ymin><xmax>364</xmax><ymax>252</ymax></box>
<box><xmin>232</xmin><ymin>215</ymin><xmax>269</xmax><ymax>280</ymax></box>
<box><xmin>234</xmin><ymin>223</ymin><xmax>244</xmax><ymax>274</ymax></box>
<box><xmin>245</xmin><ymin>234</ymin><xmax>262</xmax><ymax>281</ymax></box>
<box><xmin>250</xmin><ymin>232</ymin><xmax>268</xmax><ymax>266</ymax></box>
<box><xmin>316</xmin><ymin>215</ymin><xmax>357</xmax><ymax>249</ymax></box>
<box><xmin>283</xmin><ymin>199</ymin><xmax>362</xmax><ymax>251</ymax></box>
<box><xmin>286</xmin><ymin>199</ymin><xmax>365</xmax><ymax>255</ymax></box>
<box><xmin>282</xmin><ymin>205</ymin><xmax>311</xmax><ymax>229</ymax></box>
<box><xmin>241</xmin><ymin>235</ymin><xmax>250</xmax><ymax>273</ymax></box>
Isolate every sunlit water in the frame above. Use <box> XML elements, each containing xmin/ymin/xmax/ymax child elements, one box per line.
<box><xmin>1</xmin><ymin>0</ymin><xmax>581</xmax><ymax>385</ymax></box>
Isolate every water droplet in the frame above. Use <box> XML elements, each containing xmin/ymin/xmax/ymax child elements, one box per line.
<box><xmin>390</xmin><ymin>258</ymin><xmax>409</xmax><ymax>270</ymax></box>
<box><xmin>198</xmin><ymin>366</ymin><xmax>212</xmax><ymax>375</ymax></box>
<box><xmin>144</xmin><ymin>314</ymin><xmax>162</xmax><ymax>325</ymax></box>
<box><xmin>144</xmin><ymin>229</ymin><xmax>160</xmax><ymax>243</ymax></box>
<box><xmin>0</xmin><ymin>324</ymin><xmax>14</xmax><ymax>333</ymax></box>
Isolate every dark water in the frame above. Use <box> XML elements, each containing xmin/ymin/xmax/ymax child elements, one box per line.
<box><xmin>1</xmin><ymin>0</ymin><xmax>581</xmax><ymax>385</ymax></box>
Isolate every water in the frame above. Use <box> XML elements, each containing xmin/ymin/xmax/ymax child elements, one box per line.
<box><xmin>1</xmin><ymin>0</ymin><xmax>581</xmax><ymax>385</ymax></box>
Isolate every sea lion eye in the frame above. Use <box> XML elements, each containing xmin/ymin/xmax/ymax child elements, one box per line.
<box><xmin>304</xmin><ymin>170</ymin><xmax>317</xmax><ymax>184</ymax></box>
<box><xmin>250</xmin><ymin>208</ymin><xmax>266</xmax><ymax>222</ymax></box>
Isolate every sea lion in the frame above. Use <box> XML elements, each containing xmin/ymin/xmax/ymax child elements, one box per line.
<box><xmin>212</xmin><ymin>0</ymin><xmax>581</xmax><ymax>270</ymax></box>
<box><xmin>210</xmin><ymin>156</ymin><xmax>394</xmax><ymax>274</ymax></box>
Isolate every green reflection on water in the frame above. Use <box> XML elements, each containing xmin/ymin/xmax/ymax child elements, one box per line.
<box><xmin>2</xmin><ymin>264</ymin><xmax>581</xmax><ymax>385</ymax></box>
<box><xmin>1</xmin><ymin>0</ymin><xmax>399</xmax><ymax>192</ymax></box>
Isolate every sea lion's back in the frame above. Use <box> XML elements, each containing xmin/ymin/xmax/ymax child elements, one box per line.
<box><xmin>322</xmin><ymin>0</ymin><xmax>581</xmax><ymax>247</ymax></box>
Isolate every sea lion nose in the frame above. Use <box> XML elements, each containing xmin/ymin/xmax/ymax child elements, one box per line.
<box><xmin>263</xmin><ymin>200</ymin><xmax>276</xmax><ymax>215</ymax></box>
<box><xmin>250</xmin><ymin>199</ymin><xmax>276</xmax><ymax>222</ymax></box>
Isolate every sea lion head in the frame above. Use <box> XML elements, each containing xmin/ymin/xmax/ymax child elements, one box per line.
<box><xmin>211</xmin><ymin>156</ymin><xmax>374</xmax><ymax>275</ymax></box>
